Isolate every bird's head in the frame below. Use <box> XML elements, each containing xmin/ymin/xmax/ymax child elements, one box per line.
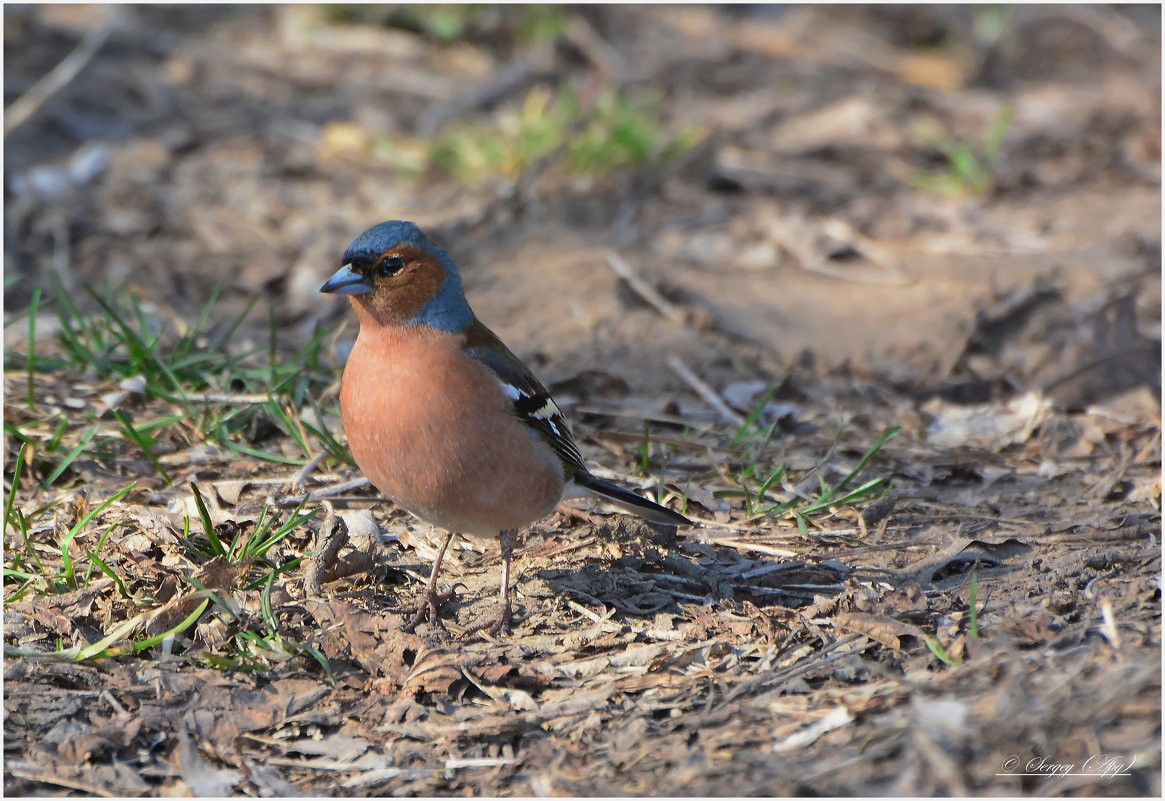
<box><xmin>321</xmin><ymin>220</ymin><xmax>473</xmax><ymax>331</ymax></box>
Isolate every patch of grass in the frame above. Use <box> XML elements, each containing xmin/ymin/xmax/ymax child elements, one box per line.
<box><xmin>716</xmin><ymin>401</ymin><xmax>901</xmax><ymax>533</ymax></box>
<box><xmin>4</xmin><ymin>279</ymin><xmax>342</xmax><ymax>678</ymax></box>
<box><xmin>183</xmin><ymin>485</ymin><xmax>315</xmax><ymax>582</ymax></box>
<box><xmin>57</xmin><ymin>481</ymin><xmax>137</xmax><ymax>592</ymax></box>
<box><xmin>3</xmin><ymin>277</ymin><xmax>351</xmax><ymax>490</ymax></box>
<box><xmin>200</xmin><ymin>571</ymin><xmax>335</xmax><ymax>682</ymax></box>
<box><xmin>911</xmin><ymin>106</ymin><xmax>1013</xmax><ymax>196</ymax></box>
<box><xmin>3</xmin><ymin>443</ymin><xmax>52</xmax><ymax>599</ymax></box>
<box><xmin>569</xmin><ymin>89</ymin><xmax>695</xmax><ymax>174</ymax></box>
<box><xmin>428</xmin><ymin>84</ymin><xmax>702</xmax><ymax>186</ymax></box>
<box><xmin>925</xmin><ymin>568</ymin><xmax>984</xmax><ymax>667</ymax></box>
<box><xmin>3</xmin><ymin>479</ymin><xmax>137</xmax><ymax>599</ymax></box>
<box><xmin>4</xmin><ymin>477</ymin><xmax>329</xmax><ymax>678</ymax></box>
<box><xmin>516</xmin><ymin>5</ymin><xmax>568</xmax><ymax>42</ymax></box>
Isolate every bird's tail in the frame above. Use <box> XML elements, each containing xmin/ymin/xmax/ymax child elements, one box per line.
<box><xmin>572</xmin><ymin>472</ymin><xmax>692</xmax><ymax>527</ymax></box>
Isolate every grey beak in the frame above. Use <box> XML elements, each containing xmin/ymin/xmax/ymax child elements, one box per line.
<box><xmin>320</xmin><ymin>263</ymin><xmax>373</xmax><ymax>295</ymax></box>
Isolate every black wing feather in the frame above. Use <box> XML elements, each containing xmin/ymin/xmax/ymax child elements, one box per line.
<box><xmin>465</xmin><ymin>343</ymin><xmax>588</xmax><ymax>476</ymax></box>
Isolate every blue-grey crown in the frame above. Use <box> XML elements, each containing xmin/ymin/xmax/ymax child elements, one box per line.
<box><xmin>344</xmin><ymin>220</ymin><xmax>474</xmax><ymax>332</ymax></box>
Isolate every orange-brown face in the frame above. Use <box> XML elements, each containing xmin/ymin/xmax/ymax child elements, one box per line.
<box><xmin>323</xmin><ymin>220</ymin><xmax>475</xmax><ymax>332</ymax></box>
<box><xmin>360</xmin><ymin>244</ymin><xmax>450</xmax><ymax>326</ymax></box>
<box><xmin>325</xmin><ymin>244</ymin><xmax>448</xmax><ymax>326</ymax></box>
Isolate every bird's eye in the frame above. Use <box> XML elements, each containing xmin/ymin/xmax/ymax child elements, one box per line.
<box><xmin>380</xmin><ymin>256</ymin><xmax>405</xmax><ymax>276</ymax></box>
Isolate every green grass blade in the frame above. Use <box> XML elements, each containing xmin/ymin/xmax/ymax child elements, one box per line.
<box><xmin>113</xmin><ymin>409</ymin><xmax>173</xmax><ymax>484</ymax></box>
<box><xmin>66</xmin><ymin>482</ymin><xmax>136</xmax><ymax>540</ymax></box>
<box><xmin>302</xmin><ymin>394</ymin><xmax>354</xmax><ymax>466</ymax></box>
<box><xmin>87</xmin><ymin>550</ymin><xmax>129</xmax><ymax>599</ymax></box>
<box><xmin>925</xmin><ymin>636</ymin><xmax>963</xmax><ymax>667</ymax></box>
<box><xmin>39</xmin><ymin>425</ymin><xmax>98</xmax><ymax>489</ymax></box>
<box><xmin>46</xmin><ymin>417</ymin><xmax>68</xmax><ymax>451</ymax></box>
<box><xmin>298</xmin><ymin>640</ymin><xmax>336</xmax><ymax>684</ymax></box>
<box><xmin>730</xmin><ymin>384</ymin><xmax>781</xmax><ymax>446</ymax></box>
<box><xmin>265</xmin><ymin>398</ymin><xmax>312</xmax><ymax>459</ymax></box>
<box><xmin>5</xmin><ymin>441</ymin><xmax>28</xmax><ymax>534</ymax></box>
<box><xmin>132</xmin><ymin>598</ymin><xmax>210</xmax><ymax>653</ymax></box>
<box><xmin>81</xmin><ymin>523</ymin><xmax>117</xmax><ymax>587</ymax></box>
<box><xmin>83</xmin><ymin>285</ymin><xmax>195</xmax><ymax>413</ymax></box>
<box><xmin>49</xmin><ymin>271</ymin><xmax>100</xmax><ymax>369</ymax></box>
<box><xmin>220</xmin><ymin>440</ymin><xmax>307</xmax><ymax>466</ymax></box>
<box><xmin>243</xmin><ymin>557</ymin><xmax>301</xmax><ymax>590</ymax></box>
<box><xmin>73</xmin><ymin>615</ymin><xmax>144</xmax><ymax>661</ymax></box>
<box><xmin>61</xmin><ymin>482</ymin><xmax>137</xmax><ymax>588</ymax></box>
<box><xmin>189</xmin><ymin>484</ymin><xmax>226</xmax><ymax>557</ymax></box>
<box><xmin>3</xmin><ymin>568</ymin><xmax>39</xmax><ymax>581</ymax></box>
<box><xmin>133</xmin><ymin>413</ymin><xmax>187</xmax><ymax>434</ymax></box>
<box><xmin>254</xmin><ymin>506</ymin><xmax>316</xmax><ymax>559</ymax></box>
<box><xmin>25</xmin><ymin>288</ymin><xmax>41</xmax><ymax>410</ymax></box>
<box><xmin>833</xmin><ymin>425</ymin><xmax>900</xmax><ymax>496</ymax></box>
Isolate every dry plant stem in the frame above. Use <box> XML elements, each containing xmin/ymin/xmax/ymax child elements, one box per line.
<box><xmin>289</xmin><ymin>450</ymin><xmax>327</xmax><ymax>491</ymax></box>
<box><xmin>467</xmin><ymin>528</ymin><xmax>517</xmax><ymax>638</ymax></box>
<box><xmin>666</xmin><ymin>355</ymin><xmax>746</xmax><ymax>425</ymax></box>
<box><xmin>186</xmin><ymin>393</ymin><xmax>272</xmax><ymax>404</ymax></box>
<box><xmin>304</xmin><ymin>502</ymin><xmax>346</xmax><ymax>598</ymax></box>
<box><xmin>604</xmin><ymin>250</ymin><xmax>688</xmax><ymax>326</ymax></box>
<box><xmin>402</xmin><ymin>530</ymin><xmax>458</xmax><ymax>633</ymax></box>
<box><xmin>5</xmin><ymin>10</ymin><xmax>119</xmax><ymax>135</ymax></box>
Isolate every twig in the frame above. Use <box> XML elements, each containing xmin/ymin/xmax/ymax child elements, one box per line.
<box><xmin>444</xmin><ymin>758</ymin><xmax>520</xmax><ymax>770</ymax></box>
<box><xmin>275</xmin><ymin>477</ymin><xmax>372</xmax><ymax>507</ymax></box>
<box><xmin>605</xmin><ymin>250</ymin><xmax>687</xmax><ymax>326</ymax></box>
<box><xmin>5</xmin><ymin>10</ymin><xmax>119</xmax><ymax>136</ymax></box>
<box><xmin>184</xmin><ymin>393</ymin><xmax>271</xmax><ymax>405</ymax></box>
<box><xmin>703</xmin><ymin>538</ymin><xmax>799</xmax><ymax>558</ymax></box>
<box><xmin>5</xmin><ymin>764</ymin><xmax>118</xmax><ymax>798</ymax></box>
<box><xmin>290</xmin><ymin>450</ymin><xmax>327</xmax><ymax>491</ymax></box>
<box><xmin>666</xmin><ymin>355</ymin><xmax>745</xmax><ymax>425</ymax></box>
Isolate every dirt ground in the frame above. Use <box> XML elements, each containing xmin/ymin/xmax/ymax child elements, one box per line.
<box><xmin>3</xmin><ymin>4</ymin><xmax>1161</xmax><ymax>797</ymax></box>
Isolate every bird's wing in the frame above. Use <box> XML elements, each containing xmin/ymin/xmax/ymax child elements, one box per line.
<box><xmin>462</xmin><ymin>320</ymin><xmax>589</xmax><ymax>477</ymax></box>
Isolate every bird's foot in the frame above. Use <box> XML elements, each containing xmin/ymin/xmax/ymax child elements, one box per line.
<box><xmin>399</xmin><ymin>583</ymin><xmax>466</xmax><ymax>633</ymax></box>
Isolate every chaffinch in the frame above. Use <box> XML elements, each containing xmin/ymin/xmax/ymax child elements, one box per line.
<box><xmin>321</xmin><ymin>220</ymin><xmax>691</xmax><ymax>635</ymax></box>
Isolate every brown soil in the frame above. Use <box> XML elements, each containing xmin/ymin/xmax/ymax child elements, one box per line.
<box><xmin>4</xmin><ymin>5</ymin><xmax>1160</xmax><ymax>797</ymax></box>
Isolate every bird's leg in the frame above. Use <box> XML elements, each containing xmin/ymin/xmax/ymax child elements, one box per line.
<box><xmin>401</xmin><ymin>530</ymin><xmax>459</xmax><ymax>633</ymax></box>
<box><xmin>467</xmin><ymin>528</ymin><xmax>517</xmax><ymax>637</ymax></box>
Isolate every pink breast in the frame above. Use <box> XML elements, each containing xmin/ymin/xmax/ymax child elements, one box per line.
<box><xmin>340</xmin><ymin>325</ymin><xmax>565</xmax><ymax>536</ymax></box>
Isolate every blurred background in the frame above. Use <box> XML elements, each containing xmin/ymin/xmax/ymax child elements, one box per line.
<box><xmin>4</xmin><ymin>3</ymin><xmax>1161</xmax><ymax>403</ymax></box>
<box><xmin>4</xmin><ymin>8</ymin><xmax>1161</xmax><ymax>795</ymax></box>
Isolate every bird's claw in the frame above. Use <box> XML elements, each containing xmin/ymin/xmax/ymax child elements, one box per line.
<box><xmin>399</xmin><ymin>582</ymin><xmax>467</xmax><ymax>633</ymax></box>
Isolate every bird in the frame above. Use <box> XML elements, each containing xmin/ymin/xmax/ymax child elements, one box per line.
<box><xmin>321</xmin><ymin>220</ymin><xmax>691</xmax><ymax>635</ymax></box>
